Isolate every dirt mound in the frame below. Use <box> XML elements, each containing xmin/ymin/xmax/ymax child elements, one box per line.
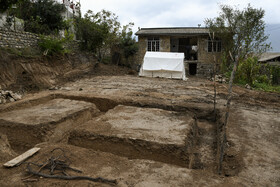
<box><xmin>93</xmin><ymin>63</ymin><xmax>136</xmax><ymax>76</ymax></box>
<box><xmin>0</xmin><ymin>50</ymin><xmax>136</xmax><ymax>93</ymax></box>
<box><xmin>0</xmin><ymin>50</ymin><xmax>96</xmax><ymax>92</ymax></box>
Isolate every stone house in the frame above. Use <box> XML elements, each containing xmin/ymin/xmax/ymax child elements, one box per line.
<box><xmin>135</xmin><ymin>27</ymin><xmax>223</xmax><ymax>77</ymax></box>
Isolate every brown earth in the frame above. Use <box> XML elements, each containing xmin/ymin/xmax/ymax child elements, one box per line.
<box><xmin>0</xmin><ymin>54</ymin><xmax>279</xmax><ymax>186</ymax></box>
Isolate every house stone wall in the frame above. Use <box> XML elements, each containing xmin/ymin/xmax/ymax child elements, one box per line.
<box><xmin>0</xmin><ymin>28</ymin><xmax>39</xmax><ymax>49</ymax></box>
<box><xmin>160</xmin><ymin>36</ymin><xmax>170</xmax><ymax>52</ymax></box>
<box><xmin>197</xmin><ymin>36</ymin><xmax>222</xmax><ymax>64</ymax></box>
<box><xmin>136</xmin><ymin>35</ymin><xmax>171</xmax><ymax>66</ymax></box>
<box><xmin>195</xmin><ymin>36</ymin><xmax>222</xmax><ymax>77</ymax></box>
<box><xmin>136</xmin><ymin>35</ymin><xmax>147</xmax><ymax>66</ymax></box>
<box><xmin>136</xmin><ymin>34</ymin><xmax>222</xmax><ymax>77</ymax></box>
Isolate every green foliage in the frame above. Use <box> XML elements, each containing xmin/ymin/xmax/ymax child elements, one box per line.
<box><xmin>234</xmin><ymin>57</ymin><xmax>280</xmax><ymax>92</ymax></box>
<box><xmin>88</xmin><ymin>9</ymin><xmax>121</xmax><ymax>62</ymax></box>
<box><xmin>120</xmin><ymin>23</ymin><xmax>138</xmax><ymax>60</ymax></box>
<box><xmin>253</xmin><ymin>83</ymin><xmax>280</xmax><ymax>92</ymax></box>
<box><xmin>75</xmin><ymin>9</ymin><xmax>138</xmax><ymax>64</ymax></box>
<box><xmin>205</xmin><ymin>4</ymin><xmax>271</xmax><ymax>69</ymax></box>
<box><xmin>255</xmin><ymin>74</ymin><xmax>270</xmax><ymax>84</ymax></box>
<box><xmin>0</xmin><ymin>0</ymin><xmax>18</xmax><ymax>12</ymax></box>
<box><xmin>38</xmin><ymin>36</ymin><xmax>64</xmax><ymax>56</ymax></box>
<box><xmin>75</xmin><ymin>16</ymin><xmax>108</xmax><ymax>53</ymax></box>
<box><xmin>270</xmin><ymin>66</ymin><xmax>280</xmax><ymax>85</ymax></box>
<box><xmin>236</xmin><ymin>57</ymin><xmax>261</xmax><ymax>85</ymax></box>
<box><xmin>17</xmin><ymin>0</ymin><xmax>66</xmax><ymax>35</ymax></box>
<box><xmin>38</xmin><ymin>31</ymin><xmax>73</xmax><ymax>56</ymax></box>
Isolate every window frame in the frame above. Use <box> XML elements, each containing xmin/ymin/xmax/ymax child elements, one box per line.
<box><xmin>207</xmin><ymin>39</ymin><xmax>222</xmax><ymax>53</ymax></box>
<box><xmin>147</xmin><ymin>37</ymin><xmax>160</xmax><ymax>52</ymax></box>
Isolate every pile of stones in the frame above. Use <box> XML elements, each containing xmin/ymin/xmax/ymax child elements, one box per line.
<box><xmin>210</xmin><ymin>74</ymin><xmax>228</xmax><ymax>83</ymax></box>
<box><xmin>0</xmin><ymin>89</ymin><xmax>22</xmax><ymax>104</ymax></box>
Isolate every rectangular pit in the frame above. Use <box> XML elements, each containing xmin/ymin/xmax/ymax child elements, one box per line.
<box><xmin>0</xmin><ymin>98</ymin><xmax>98</xmax><ymax>152</ymax></box>
<box><xmin>69</xmin><ymin>105</ymin><xmax>198</xmax><ymax>167</ymax></box>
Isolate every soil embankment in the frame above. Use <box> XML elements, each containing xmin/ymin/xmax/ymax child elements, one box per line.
<box><xmin>0</xmin><ymin>50</ymin><xmax>133</xmax><ymax>92</ymax></box>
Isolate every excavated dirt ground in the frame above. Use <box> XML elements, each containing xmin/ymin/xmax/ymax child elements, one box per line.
<box><xmin>0</xmin><ymin>72</ymin><xmax>279</xmax><ymax>186</ymax></box>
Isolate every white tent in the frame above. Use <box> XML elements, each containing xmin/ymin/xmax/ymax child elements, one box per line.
<box><xmin>139</xmin><ymin>52</ymin><xmax>186</xmax><ymax>80</ymax></box>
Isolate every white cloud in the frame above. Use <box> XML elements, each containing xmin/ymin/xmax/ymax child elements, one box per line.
<box><xmin>80</xmin><ymin>0</ymin><xmax>280</xmax><ymax>28</ymax></box>
<box><xmin>78</xmin><ymin>0</ymin><xmax>279</xmax><ymax>51</ymax></box>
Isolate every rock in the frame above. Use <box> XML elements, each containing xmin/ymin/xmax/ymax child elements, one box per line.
<box><xmin>0</xmin><ymin>90</ymin><xmax>22</xmax><ymax>103</ymax></box>
<box><xmin>49</xmin><ymin>86</ymin><xmax>59</xmax><ymax>90</ymax></box>
<box><xmin>9</xmin><ymin>97</ymin><xmax>15</xmax><ymax>102</ymax></box>
<box><xmin>10</xmin><ymin>93</ymin><xmax>22</xmax><ymax>101</ymax></box>
<box><xmin>245</xmin><ymin>84</ymin><xmax>251</xmax><ymax>90</ymax></box>
<box><xmin>61</xmin><ymin>87</ymin><xmax>71</xmax><ymax>91</ymax></box>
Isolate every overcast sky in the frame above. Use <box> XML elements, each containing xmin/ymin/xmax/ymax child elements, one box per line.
<box><xmin>79</xmin><ymin>0</ymin><xmax>280</xmax><ymax>51</ymax></box>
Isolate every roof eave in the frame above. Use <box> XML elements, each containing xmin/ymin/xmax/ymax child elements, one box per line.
<box><xmin>136</xmin><ymin>33</ymin><xmax>209</xmax><ymax>36</ymax></box>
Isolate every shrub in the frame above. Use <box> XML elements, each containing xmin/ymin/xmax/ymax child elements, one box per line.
<box><xmin>253</xmin><ymin>83</ymin><xmax>280</xmax><ymax>92</ymax></box>
<box><xmin>270</xmin><ymin>66</ymin><xmax>280</xmax><ymax>85</ymax></box>
<box><xmin>38</xmin><ymin>31</ymin><xmax>73</xmax><ymax>56</ymax></box>
<box><xmin>18</xmin><ymin>0</ymin><xmax>66</xmax><ymax>35</ymax></box>
<box><xmin>236</xmin><ymin>57</ymin><xmax>262</xmax><ymax>86</ymax></box>
<box><xmin>255</xmin><ymin>75</ymin><xmax>270</xmax><ymax>84</ymax></box>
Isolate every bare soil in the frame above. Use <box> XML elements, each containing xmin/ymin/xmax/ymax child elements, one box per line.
<box><xmin>0</xmin><ymin>63</ymin><xmax>279</xmax><ymax>186</ymax></box>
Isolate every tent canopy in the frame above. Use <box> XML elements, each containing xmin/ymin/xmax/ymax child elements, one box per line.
<box><xmin>139</xmin><ymin>52</ymin><xmax>186</xmax><ymax>80</ymax></box>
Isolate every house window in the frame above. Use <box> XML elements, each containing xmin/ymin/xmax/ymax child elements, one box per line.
<box><xmin>208</xmin><ymin>38</ymin><xmax>222</xmax><ymax>52</ymax></box>
<box><xmin>147</xmin><ymin>37</ymin><xmax>160</xmax><ymax>52</ymax></box>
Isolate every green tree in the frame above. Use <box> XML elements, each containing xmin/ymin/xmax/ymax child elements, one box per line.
<box><xmin>75</xmin><ymin>14</ymin><xmax>108</xmax><ymax>53</ymax></box>
<box><xmin>205</xmin><ymin>4</ymin><xmax>271</xmax><ymax>69</ymax></box>
<box><xmin>75</xmin><ymin>9</ymin><xmax>138</xmax><ymax>64</ymax></box>
<box><xmin>205</xmin><ymin>4</ymin><xmax>271</xmax><ymax>174</ymax></box>
<box><xmin>89</xmin><ymin>9</ymin><xmax>121</xmax><ymax>62</ymax></box>
<box><xmin>236</xmin><ymin>57</ymin><xmax>262</xmax><ymax>86</ymax></box>
<box><xmin>17</xmin><ymin>0</ymin><xmax>66</xmax><ymax>34</ymax></box>
<box><xmin>120</xmin><ymin>23</ymin><xmax>138</xmax><ymax>65</ymax></box>
<box><xmin>0</xmin><ymin>0</ymin><xmax>18</xmax><ymax>12</ymax></box>
<box><xmin>75</xmin><ymin>9</ymin><xmax>122</xmax><ymax>62</ymax></box>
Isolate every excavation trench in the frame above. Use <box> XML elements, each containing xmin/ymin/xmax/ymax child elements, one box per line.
<box><xmin>68</xmin><ymin>105</ymin><xmax>200</xmax><ymax>168</ymax></box>
<box><xmin>0</xmin><ymin>94</ymin><xmax>219</xmax><ymax>170</ymax></box>
<box><xmin>0</xmin><ymin>97</ymin><xmax>99</xmax><ymax>153</ymax></box>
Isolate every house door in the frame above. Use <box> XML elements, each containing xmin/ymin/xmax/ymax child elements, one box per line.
<box><xmin>189</xmin><ymin>63</ymin><xmax>197</xmax><ymax>75</ymax></box>
<box><xmin>170</xmin><ymin>38</ymin><xmax>179</xmax><ymax>52</ymax></box>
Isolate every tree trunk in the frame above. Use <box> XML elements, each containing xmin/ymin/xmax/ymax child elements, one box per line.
<box><xmin>218</xmin><ymin>51</ymin><xmax>239</xmax><ymax>175</ymax></box>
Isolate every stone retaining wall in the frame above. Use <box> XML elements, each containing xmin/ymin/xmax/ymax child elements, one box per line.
<box><xmin>0</xmin><ymin>28</ymin><xmax>80</xmax><ymax>51</ymax></box>
<box><xmin>0</xmin><ymin>28</ymin><xmax>39</xmax><ymax>49</ymax></box>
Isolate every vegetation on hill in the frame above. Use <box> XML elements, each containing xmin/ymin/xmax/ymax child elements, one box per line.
<box><xmin>16</xmin><ymin>0</ymin><xmax>66</xmax><ymax>35</ymax></box>
<box><xmin>75</xmin><ymin>9</ymin><xmax>138</xmax><ymax>66</ymax></box>
<box><xmin>205</xmin><ymin>4</ymin><xmax>279</xmax><ymax>92</ymax></box>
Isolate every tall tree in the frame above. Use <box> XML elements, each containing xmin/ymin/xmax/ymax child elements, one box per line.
<box><xmin>17</xmin><ymin>0</ymin><xmax>66</xmax><ymax>34</ymax></box>
<box><xmin>90</xmin><ymin>9</ymin><xmax>121</xmax><ymax>62</ymax></box>
<box><xmin>75</xmin><ymin>13</ymin><xmax>108</xmax><ymax>53</ymax></box>
<box><xmin>205</xmin><ymin>4</ymin><xmax>271</xmax><ymax>68</ymax></box>
<box><xmin>205</xmin><ymin>4</ymin><xmax>271</xmax><ymax>175</ymax></box>
<box><xmin>120</xmin><ymin>23</ymin><xmax>138</xmax><ymax>65</ymax></box>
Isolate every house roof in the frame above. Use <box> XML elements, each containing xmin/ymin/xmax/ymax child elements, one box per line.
<box><xmin>135</xmin><ymin>27</ymin><xmax>210</xmax><ymax>36</ymax></box>
<box><xmin>259</xmin><ymin>52</ymin><xmax>280</xmax><ymax>62</ymax></box>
